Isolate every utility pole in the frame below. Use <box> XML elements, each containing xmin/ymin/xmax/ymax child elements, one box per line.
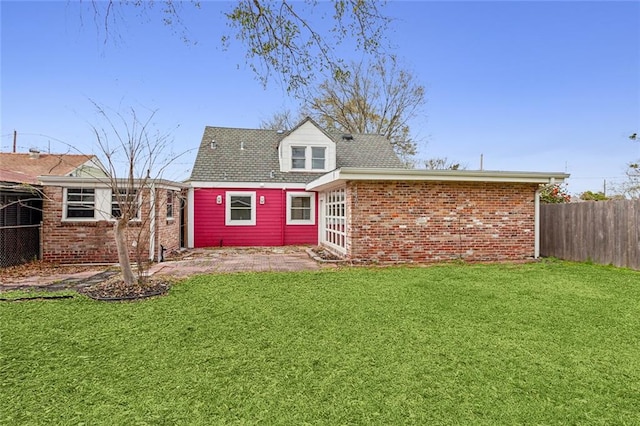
<box><xmin>13</xmin><ymin>130</ymin><xmax>17</xmax><ymax>152</ymax></box>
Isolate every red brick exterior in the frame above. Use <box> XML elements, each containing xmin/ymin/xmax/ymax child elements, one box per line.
<box><xmin>345</xmin><ymin>181</ymin><xmax>538</xmax><ymax>263</ymax></box>
<box><xmin>42</xmin><ymin>186</ymin><xmax>181</xmax><ymax>264</ymax></box>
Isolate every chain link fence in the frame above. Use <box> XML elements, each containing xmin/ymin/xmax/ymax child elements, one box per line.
<box><xmin>0</xmin><ymin>224</ymin><xmax>41</xmax><ymax>267</ymax></box>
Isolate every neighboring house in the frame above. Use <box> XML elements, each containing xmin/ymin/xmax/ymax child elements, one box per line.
<box><xmin>188</xmin><ymin>117</ymin><xmax>569</xmax><ymax>263</ymax></box>
<box><xmin>0</xmin><ymin>150</ymin><xmax>186</xmax><ymax>265</ymax></box>
<box><xmin>0</xmin><ymin>150</ymin><xmax>102</xmax><ymax>266</ymax></box>
<box><xmin>39</xmin><ymin>177</ymin><xmax>186</xmax><ymax>264</ymax></box>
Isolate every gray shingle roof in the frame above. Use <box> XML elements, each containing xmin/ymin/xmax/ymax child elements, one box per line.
<box><xmin>189</xmin><ymin>122</ymin><xmax>403</xmax><ymax>184</ymax></box>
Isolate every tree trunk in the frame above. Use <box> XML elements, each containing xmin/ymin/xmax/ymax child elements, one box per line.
<box><xmin>114</xmin><ymin>218</ymin><xmax>136</xmax><ymax>286</ymax></box>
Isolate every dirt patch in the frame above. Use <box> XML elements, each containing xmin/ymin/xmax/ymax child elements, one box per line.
<box><xmin>0</xmin><ymin>261</ymin><xmax>105</xmax><ymax>284</ymax></box>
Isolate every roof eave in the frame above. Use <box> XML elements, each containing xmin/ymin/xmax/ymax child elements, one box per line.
<box><xmin>37</xmin><ymin>175</ymin><xmax>189</xmax><ymax>189</ymax></box>
<box><xmin>306</xmin><ymin>168</ymin><xmax>570</xmax><ymax>192</ymax></box>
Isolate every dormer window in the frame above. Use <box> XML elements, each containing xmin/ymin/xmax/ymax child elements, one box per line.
<box><xmin>292</xmin><ymin>146</ymin><xmax>306</xmax><ymax>169</ymax></box>
<box><xmin>289</xmin><ymin>146</ymin><xmax>327</xmax><ymax>171</ymax></box>
<box><xmin>311</xmin><ymin>147</ymin><xmax>326</xmax><ymax>169</ymax></box>
<box><xmin>278</xmin><ymin>118</ymin><xmax>336</xmax><ymax>173</ymax></box>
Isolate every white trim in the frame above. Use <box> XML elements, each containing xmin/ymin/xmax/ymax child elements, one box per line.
<box><xmin>306</xmin><ymin>168</ymin><xmax>570</xmax><ymax>192</ymax></box>
<box><xmin>38</xmin><ymin>175</ymin><xmax>187</xmax><ymax>190</ymax></box>
<box><xmin>319</xmin><ymin>187</ymin><xmax>347</xmax><ymax>255</ymax></box>
<box><xmin>225</xmin><ymin>191</ymin><xmax>256</xmax><ymax>226</ymax></box>
<box><xmin>188</xmin><ymin>181</ymin><xmax>307</xmax><ymax>189</ymax></box>
<box><xmin>286</xmin><ymin>191</ymin><xmax>316</xmax><ymax>225</ymax></box>
<box><xmin>62</xmin><ymin>187</ymin><xmax>98</xmax><ymax>221</ymax></box>
<box><xmin>187</xmin><ymin>187</ymin><xmax>194</xmax><ymax>248</ymax></box>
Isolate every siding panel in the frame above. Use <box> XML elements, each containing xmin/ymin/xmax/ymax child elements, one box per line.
<box><xmin>193</xmin><ymin>188</ymin><xmax>318</xmax><ymax>247</ymax></box>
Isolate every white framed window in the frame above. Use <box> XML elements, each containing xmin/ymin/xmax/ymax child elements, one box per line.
<box><xmin>166</xmin><ymin>190</ymin><xmax>174</xmax><ymax>219</ymax></box>
<box><xmin>111</xmin><ymin>189</ymin><xmax>140</xmax><ymax>220</ymax></box>
<box><xmin>311</xmin><ymin>147</ymin><xmax>326</xmax><ymax>169</ymax></box>
<box><xmin>226</xmin><ymin>191</ymin><xmax>256</xmax><ymax>226</ymax></box>
<box><xmin>286</xmin><ymin>192</ymin><xmax>315</xmax><ymax>225</ymax></box>
<box><xmin>65</xmin><ymin>188</ymin><xmax>95</xmax><ymax>219</ymax></box>
<box><xmin>289</xmin><ymin>146</ymin><xmax>328</xmax><ymax>171</ymax></box>
<box><xmin>291</xmin><ymin>146</ymin><xmax>306</xmax><ymax>169</ymax></box>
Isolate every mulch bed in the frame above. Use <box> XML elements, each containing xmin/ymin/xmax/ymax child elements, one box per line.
<box><xmin>79</xmin><ymin>275</ymin><xmax>175</xmax><ymax>301</ymax></box>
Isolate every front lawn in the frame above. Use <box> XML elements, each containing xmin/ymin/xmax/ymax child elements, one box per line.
<box><xmin>1</xmin><ymin>261</ymin><xmax>639</xmax><ymax>424</ymax></box>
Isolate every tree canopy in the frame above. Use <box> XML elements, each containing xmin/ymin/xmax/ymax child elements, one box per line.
<box><xmin>86</xmin><ymin>0</ymin><xmax>391</xmax><ymax>94</ymax></box>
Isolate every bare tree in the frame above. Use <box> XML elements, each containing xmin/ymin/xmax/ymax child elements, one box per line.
<box><xmin>90</xmin><ymin>103</ymin><xmax>183</xmax><ymax>286</ymax></box>
<box><xmin>307</xmin><ymin>56</ymin><xmax>426</xmax><ymax>162</ymax></box>
<box><xmin>423</xmin><ymin>157</ymin><xmax>464</xmax><ymax>170</ymax></box>
<box><xmin>259</xmin><ymin>109</ymin><xmax>305</xmax><ymax>131</ymax></box>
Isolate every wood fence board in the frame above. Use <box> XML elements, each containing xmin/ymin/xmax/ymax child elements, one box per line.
<box><xmin>540</xmin><ymin>200</ymin><xmax>640</xmax><ymax>270</ymax></box>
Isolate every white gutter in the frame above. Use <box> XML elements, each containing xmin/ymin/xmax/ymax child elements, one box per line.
<box><xmin>37</xmin><ymin>175</ymin><xmax>188</xmax><ymax>190</ymax></box>
<box><xmin>188</xmin><ymin>181</ymin><xmax>307</xmax><ymax>189</ymax></box>
<box><xmin>306</xmin><ymin>168</ymin><xmax>570</xmax><ymax>192</ymax></box>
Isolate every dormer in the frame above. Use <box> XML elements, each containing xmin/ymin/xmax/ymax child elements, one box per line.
<box><xmin>278</xmin><ymin>118</ymin><xmax>336</xmax><ymax>173</ymax></box>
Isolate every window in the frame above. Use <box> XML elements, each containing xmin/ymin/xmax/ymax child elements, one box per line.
<box><xmin>166</xmin><ymin>191</ymin><xmax>174</xmax><ymax>219</ymax></box>
<box><xmin>226</xmin><ymin>192</ymin><xmax>256</xmax><ymax>226</ymax></box>
<box><xmin>66</xmin><ymin>188</ymin><xmax>95</xmax><ymax>219</ymax></box>
<box><xmin>311</xmin><ymin>147</ymin><xmax>326</xmax><ymax>169</ymax></box>
<box><xmin>286</xmin><ymin>192</ymin><xmax>315</xmax><ymax>225</ymax></box>
<box><xmin>290</xmin><ymin>146</ymin><xmax>328</xmax><ymax>171</ymax></box>
<box><xmin>111</xmin><ymin>190</ymin><xmax>139</xmax><ymax>219</ymax></box>
<box><xmin>291</xmin><ymin>146</ymin><xmax>306</xmax><ymax>169</ymax></box>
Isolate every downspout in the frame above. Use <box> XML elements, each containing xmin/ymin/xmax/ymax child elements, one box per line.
<box><xmin>187</xmin><ymin>187</ymin><xmax>194</xmax><ymax>248</ymax></box>
<box><xmin>534</xmin><ymin>186</ymin><xmax>541</xmax><ymax>259</ymax></box>
<box><xmin>149</xmin><ymin>183</ymin><xmax>156</xmax><ymax>262</ymax></box>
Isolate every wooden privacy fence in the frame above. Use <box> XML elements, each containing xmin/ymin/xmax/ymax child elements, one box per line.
<box><xmin>540</xmin><ymin>200</ymin><xmax>640</xmax><ymax>270</ymax></box>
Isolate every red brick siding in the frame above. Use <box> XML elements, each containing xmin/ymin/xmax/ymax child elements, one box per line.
<box><xmin>345</xmin><ymin>181</ymin><xmax>537</xmax><ymax>263</ymax></box>
<box><xmin>42</xmin><ymin>186</ymin><xmax>180</xmax><ymax>264</ymax></box>
<box><xmin>154</xmin><ymin>189</ymin><xmax>181</xmax><ymax>258</ymax></box>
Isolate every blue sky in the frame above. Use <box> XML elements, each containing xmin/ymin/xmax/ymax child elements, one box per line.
<box><xmin>1</xmin><ymin>1</ymin><xmax>639</xmax><ymax>195</ymax></box>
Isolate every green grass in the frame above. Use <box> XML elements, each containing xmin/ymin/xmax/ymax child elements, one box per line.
<box><xmin>1</xmin><ymin>261</ymin><xmax>639</xmax><ymax>425</ymax></box>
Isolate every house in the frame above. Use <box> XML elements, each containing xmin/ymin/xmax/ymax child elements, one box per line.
<box><xmin>188</xmin><ymin>117</ymin><xmax>569</xmax><ymax>263</ymax></box>
<box><xmin>187</xmin><ymin>117</ymin><xmax>403</xmax><ymax>248</ymax></box>
<box><xmin>0</xmin><ymin>150</ymin><xmax>103</xmax><ymax>266</ymax></box>
<box><xmin>0</xmin><ymin>150</ymin><xmax>186</xmax><ymax>266</ymax></box>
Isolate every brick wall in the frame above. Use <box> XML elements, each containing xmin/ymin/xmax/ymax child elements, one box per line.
<box><xmin>154</xmin><ymin>189</ymin><xmax>181</xmax><ymax>259</ymax></box>
<box><xmin>346</xmin><ymin>181</ymin><xmax>538</xmax><ymax>263</ymax></box>
<box><xmin>42</xmin><ymin>186</ymin><xmax>181</xmax><ymax>264</ymax></box>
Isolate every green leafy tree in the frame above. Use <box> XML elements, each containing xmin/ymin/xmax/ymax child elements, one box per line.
<box><xmin>539</xmin><ymin>183</ymin><xmax>571</xmax><ymax>203</ymax></box>
<box><xmin>579</xmin><ymin>191</ymin><xmax>608</xmax><ymax>201</ymax></box>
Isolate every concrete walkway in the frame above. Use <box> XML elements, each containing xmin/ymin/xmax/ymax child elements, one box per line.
<box><xmin>0</xmin><ymin>247</ymin><xmax>329</xmax><ymax>292</ymax></box>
